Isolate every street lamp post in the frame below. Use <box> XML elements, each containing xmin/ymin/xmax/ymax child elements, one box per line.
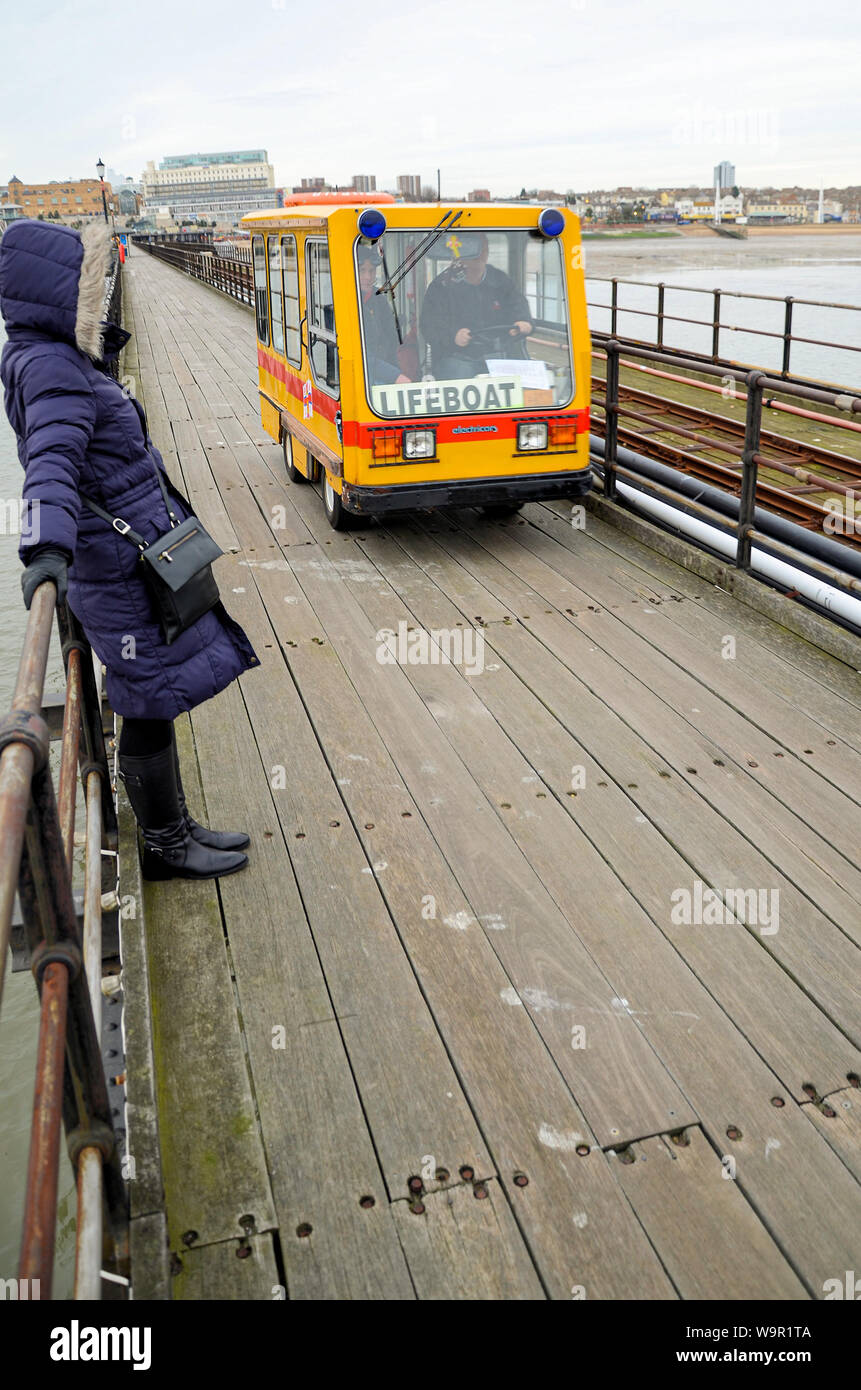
<box><xmin>96</xmin><ymin>158</ymin><xmax>109</xmax><ymax>224</ymax></box>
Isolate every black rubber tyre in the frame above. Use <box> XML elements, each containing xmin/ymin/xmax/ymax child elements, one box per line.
<box><xmin>322</xmin><ymin>470</ymin><xmax>353</xmax><ymax>530</ymax></box>
<box><xmin>283</xmin><ymin>432</ymin><xmax>306</xmax><ymax>484</ymax></box>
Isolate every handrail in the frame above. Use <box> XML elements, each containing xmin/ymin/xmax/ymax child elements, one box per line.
<box><xmin>0</xmin><ymin>252</ymin><xmax>128</xmax><ymax>1300</ymax></box>
<box><xmin>586</xmin><ymin>275</ymin><xmax>861</xmax><ymax>389</ymax></box>
<box><xmin>598</xmin><ymin>337</ymin><xmax>861</xmax><ymax>585</ymax></box>
<box><xmin>0</xmin><ymin>588</ymin><xmax>127</xmax><ymax>1298</ymax></box>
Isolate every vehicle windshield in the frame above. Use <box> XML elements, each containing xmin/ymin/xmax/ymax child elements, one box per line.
<box><xmin>356</xmin><ymin>228</ymin><xmax>574</xmax><ymax>418</ymax></box>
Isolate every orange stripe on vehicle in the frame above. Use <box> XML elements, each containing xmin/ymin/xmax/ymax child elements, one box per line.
<box><xmin>257</xmin><ymin>348</ymin><xmax>339</xmax><ymax>424</ymax></box>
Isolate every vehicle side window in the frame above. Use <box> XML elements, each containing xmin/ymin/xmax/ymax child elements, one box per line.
<box><xmin>268</xmin><ymin>237</ymin><xmax>284</xmax><ymax>355</ymax></box>
<box><xmin>281</xmin><ymin>234</ymin><xmax>301</xmax><ymax>366</ymax></box>
<box><xmin>306</xmin><ymin>238</ymin><xmax>338</xmax><ymax>395</ymax></box>
<box><xmin>252</xmin><ymin>235</ymin><xmax>269</xmax><ymax>345</ymax></box>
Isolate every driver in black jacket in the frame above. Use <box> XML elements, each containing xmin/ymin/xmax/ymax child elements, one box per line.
<box><xmin>420</xmin><ymin>231</ymin><xmax>533</xmax><ymax>379</ymax></box>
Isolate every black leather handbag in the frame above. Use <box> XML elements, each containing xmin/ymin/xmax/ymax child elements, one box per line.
<box><xmin>81</xmin><ymin>465</ymin><xmax>223</xmax><ymax>645</ymax></box>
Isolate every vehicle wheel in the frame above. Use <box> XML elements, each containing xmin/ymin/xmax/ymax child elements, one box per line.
<box><xmin>322</xmin><ymin>470</ymin><xmax>353</xmax><ymax>530</ymax></box>
<box><xmin>481</xmin><ymin>502</ymin><xmax>524</xmax><ymax>519</ymax></box>
<box><xmin>283</xmin><ymin>432</ymin><xmax>306</xmax><ymax>484</ymax></box>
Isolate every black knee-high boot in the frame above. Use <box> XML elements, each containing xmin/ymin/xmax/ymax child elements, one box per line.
<box><xmin>119</xmin><ymin>745</ymin><xmax>248</xmax><ymax>881</ymax></box>
<box><xmin>170</xmin><ymin>727</ymin><xmax>250</xmax><ymax>852</ymax></box>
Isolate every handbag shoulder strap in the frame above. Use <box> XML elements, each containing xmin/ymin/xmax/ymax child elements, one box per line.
<box><xmin>78</xmin><ymin>492</ymin><xmax>149</xmax><ymax>550</ymax></box>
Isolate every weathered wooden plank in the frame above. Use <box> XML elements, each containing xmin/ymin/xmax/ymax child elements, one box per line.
<box><xmin>562</xmin><ymin>513</ymin><xmax>861</xmax><ymax>751</ymax></box>
<box><xmin>189</xmin><ymin>679</ymin><xmax>417</xmax><ymax>1300</ymax></box>
<box><xmin>169</xmin><ymin>416</ymin><xmax>241</xmax><ymax>555</ymax></box>
<box><xmin>538</xmin><ymin>499</ymin><xmax>861</xmax><ymax>708</ymax></box>
<box><xmin>198</xmin><ymin>421</ymin><xmax>313</xmax><ymax>550</ymax></box>
<box><xmin>391</xmin><ymin>1181</ymin><xmax>545</xmax><ymax>1300</ymax></box>
<box><xmin>129</xmin><ymin>1212</ymin><xmax>170</xmax><ymax>1301</ymax></box>
<box><xmin>311</xmin><ymin>543</ymin><xmax>861</xmax><ymax>1293</ymax></box>
<box><xmin>496</xmin><ymin>512</ymin><xmax>861</xmax><ymax>795</ymax></box>
<box><xmin>358</xmin><ymin>529</ymin><xmax>861</xmax><ymax>1098</ymax></box>
<box><xmin>410</xmin><ymin>519</ymin><xmax>861</xmax><ymax>937</ymax></box>
<box><xmin>171</xmin><ymin>1233</ymin><xmax>279</xmax><ymax>1301</ymax></box>
<box><xmin>613</xmin><ymin>1128</ymin><xmax>808</xmax><ymax>1300</ymax></box>
<box><xmin>142</xmin><ymin>714</ymin><xmax>277</xmax><ymax>1253</ymax></box>
<box><xmin>283</xmin><ymin>548</ymin><xmax>696</xmax><ymax>1148</ymax></box>
<box><xmin>802</xmin><ymin>1089</ymin><xmax>861</xmax><ymax>1182</ymax></box>
<box><xmin>492</xmin><ymin>607</ymin><xmax>861</xmax><ymax>1022</ymax></box>
<box><xmin>123</xmin><ymin>252</ymin><xmax>860</xmax><ymax>1304</ymax></box>
<box><xmin>211</xmin><ymin>548</ymin><xmax>677</xmax><ymax>1297</ymax></box>
<box><xmin>116</xmin><ymin>783</ymin><xmax>165</xmax><ymax>1221</ymax></box>
<box><xmin>193</xmin><ymin>564</ymin><xmax>499</xmax><ymax>1193</ymax></box>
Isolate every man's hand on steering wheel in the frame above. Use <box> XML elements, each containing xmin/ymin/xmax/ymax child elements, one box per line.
<box><xmin>511</xmin><ymin>320</ymin><xmax>533</xmax><ymax>338</ymax></box>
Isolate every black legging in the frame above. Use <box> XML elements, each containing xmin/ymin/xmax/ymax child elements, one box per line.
<box><xmin>118</xmin><ymin>717</ymin><xmax>173</xmax><ymax>757</ymax></box>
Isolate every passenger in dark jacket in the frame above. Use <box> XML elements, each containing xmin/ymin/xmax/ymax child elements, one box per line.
<box><xmin>357</xmin><ymin>242</ymin><xmax>410</xmax><ymax>385</ymax></box>
<box><xmin>0</xmin><ymin>219</ymin><xmax>257</xmax><ymax>881</ymax></box>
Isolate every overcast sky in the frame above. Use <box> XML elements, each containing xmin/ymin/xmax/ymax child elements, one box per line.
<box><xmin>2</xmin><ymin>0</ymin><xmax>859</xmax><ymax>194</ymax></box>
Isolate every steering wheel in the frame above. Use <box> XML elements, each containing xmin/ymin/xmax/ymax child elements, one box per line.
<box><xmin>469</xmin><ymin>324</ymin><xmax>521</xmax><ymax>342</ymax></box>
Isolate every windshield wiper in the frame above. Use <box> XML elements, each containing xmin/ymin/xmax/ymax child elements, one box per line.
<box><xmin>376</xmin><ymin>209</ymin><xmax>463</xmax><ymax>298</ymax></box>
<box><xmin>379</xmin><ymin>243</ymin><xmax>403</xmax><ymax>344</ymax></box>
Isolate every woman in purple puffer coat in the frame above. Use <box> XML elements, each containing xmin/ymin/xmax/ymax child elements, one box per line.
<box><xmin>0</xmin><ymin>218</ymin><xmax>258</xmax><ymax>881</ymax></box>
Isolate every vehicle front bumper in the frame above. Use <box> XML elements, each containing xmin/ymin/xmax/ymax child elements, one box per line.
<box><xmin>341</xmin><ymin>467</ymin><xmax>593</xmax><ymax>516</ymax></box>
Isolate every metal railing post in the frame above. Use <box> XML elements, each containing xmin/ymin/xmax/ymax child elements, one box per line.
<box><xmin>604</xmin><ymin>338</ymin><xmax>621</xmax><ymax>499</ymax></box>
<box><xmin>782</xmin><ymin>297</ymin><xmax>794</xmax><ymax>377</ymax></box>
<box><xmin>610</xmin><ymin>277</ymin><xmax>618</xmax><ymax>336</ymax></box>
<box><xmin>656</xmin><ymin>283</ymin><xmax>665</xmax><ymax>349</ymax></box>
<box><xmin>712</xmin><ymin>289</ymin><xmax>721</xmax><ymax>360</ymax></box>
<box><xmin>737</xmin><ymin>371</ymin><xmax>765</xmax><ymax>571</ymax></box>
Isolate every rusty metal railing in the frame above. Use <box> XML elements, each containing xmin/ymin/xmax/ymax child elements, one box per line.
<box><xmin>0</xmin><ymin>585</ymin><xmax>127</xmax><ymax>1299</ymax></box>
<box><xmin>133</xmin><ymin>235</ymin><xmax>253</xmax><ymax>307</ymax></box>
<box><xmin>587</xmin><ymin>276</ymin><xmax>861</xmax><ymax>392</ymax></box>
<box><xmin>598</xmin><ymin>337</ymin><xmax>861</xmax><ymax>593</ymax></box>
<box><xmin>1</xmin><ymin>245</ymin><xmax>129</xmax><ymax>1298</ymax></box>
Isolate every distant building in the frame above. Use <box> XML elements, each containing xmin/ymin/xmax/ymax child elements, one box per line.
<box><xmin>2</xmin><ymin>174</ymin><xmax>115</xmax><ymax>220</ymax></box>
<box><xmin>714</xmin><ymin>160</ymin><xmax>736</xmax><ymax>190</ymax></box>
<box><xmin>745</xmin><ymin>200</ymin><xmax>808</xmax><ymax>223</ymax></box>
<box><xmin>0</xmin><ymin>204</ymin><xmax>24</xmax><ymax>232</ymax></box>
<box><xmin>351</xmin><ymin>175</ymin><xmax>377</xmax><ymax>192</ymax></box>
<box><xmin>397</xmin><ymin>175</ymin><xmax>421</xmax><ymax>199</ymax></box>
<box><xmin>675</xmin><ymin>193</ymin><xmax>744</xmax><ymax>221</ymax></box>
<box><xmin>117</xmin><ymin>184</ymin><xmax>141</xmax><ymax>216</ymax></box>
<box><xmin>468</xmin><ymin>189</ymin><xmax>491</xmax><ymax>201</ymax></box>
<box><xmin>143</xmin><ymin>150</ymin><xmax>276</xmax><ymax>224</ymax></box>
<box><xmin>299</xmin><ymin>177</ymin><xmax>327</xmax><ymax>191</ymax></box>
<box><xmin>805</xmin><ymin>198</ymin><xmax>843</xmax><ymax>222</ymax></box>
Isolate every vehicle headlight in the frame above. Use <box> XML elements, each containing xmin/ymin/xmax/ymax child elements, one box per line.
<box><xmin>517</xmin><ymin>422</ymin><xmax>548</xmax><ymax>451</ymax></box>
<box><xmin>403</xmin><ymin>429</ymin><xmax>435</xmax><ymax>459</ymax></box>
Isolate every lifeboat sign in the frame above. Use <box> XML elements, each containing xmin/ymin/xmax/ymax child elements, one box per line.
<box><xmin>371</xmin><ymin>376</ymin><xmax>525</xmax><ymax>418</ymax></box>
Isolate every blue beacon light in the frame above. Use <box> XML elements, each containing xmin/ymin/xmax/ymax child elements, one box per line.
<box><xmin>538</xmin><ymin>207</ymin><xmax>565</xmax><ymax>237</ymax></box>
<box><xmin>357</xmin><ymin>208</ymin><xmax>387</xmax><ymax>240</ymax></box>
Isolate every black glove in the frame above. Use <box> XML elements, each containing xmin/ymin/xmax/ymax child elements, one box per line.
<box><xmin>21</xmin><ymin>547</ymin><xmax>69</xmax><ymax>610</ymax></box>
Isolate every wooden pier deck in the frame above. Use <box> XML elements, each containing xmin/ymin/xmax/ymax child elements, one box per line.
<box><xmin>120</xmin><ymin>249</ymin><xmax>861</xmax><ymax>1301</ymax></box>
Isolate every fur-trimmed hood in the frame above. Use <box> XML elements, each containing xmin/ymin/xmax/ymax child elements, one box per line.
<box><xmin>0</xmin><ymin>219</ymin><xmax>112</xmax><ymax>360</ymax></box>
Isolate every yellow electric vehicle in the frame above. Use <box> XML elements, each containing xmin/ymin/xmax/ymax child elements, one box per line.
<box><xmin>242</xmin><ymin>195</ymin><xmax>591</xmax><ymax>529</ymax></box>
